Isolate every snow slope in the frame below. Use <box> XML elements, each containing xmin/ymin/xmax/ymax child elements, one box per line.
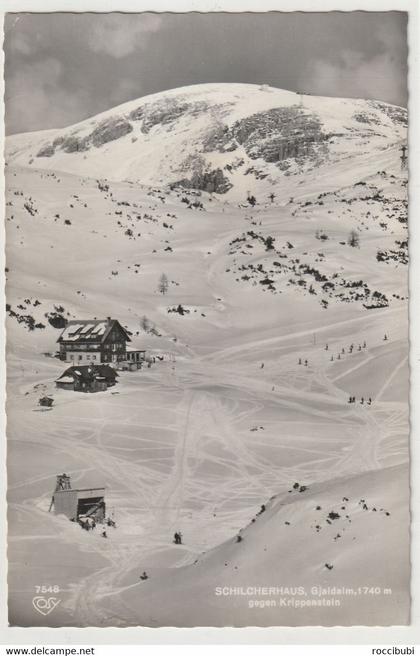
<box><xmin>5</xmin><ymin>84</ymin><xmax>409</xmax><ymax>627</ymax></box>
<box><xmin>112</xmin><ymin>464</ymin><xmax>409</xmax><ymax>627</ymax></box>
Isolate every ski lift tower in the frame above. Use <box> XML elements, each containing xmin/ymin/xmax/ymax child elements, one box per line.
<box><xmin>49</xmin><ymin>473</ymin><xmax>71</xmax><ymax>511</ymax></box>
<box><xmin>55</xmin><ymin>473</ymin><xmax>72</xmax><ymax>491</ymax></box>
<box><xmin>400</xmin><ymin>144</ymin><xmax>407</xmax><ymax>170</ymax></box>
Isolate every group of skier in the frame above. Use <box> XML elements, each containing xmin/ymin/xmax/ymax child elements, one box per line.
<box><xmin>326</xmin><ymin>340</ymin><xmax>368</xmax><ymax>359</ymax></box>
<box><xmin>298</xmin><ymin>358</ymin><xmax>309</xmax><ymax>366</ymax></box>
<box><xmin>298</xmin><ymin>336</ymin><xmax>373</xmax><ymax>366</ymax></box>
<box><xmin>78</xmin><ymin>514</ymin><xmax>117</xmax><ymax>537</ymax></box>
<box><xmin>323</xmin><ymin>333</ymin><xmax>389</xmax><ymax>363</ymax></box>
<box><xmin>348</xmin><ymin>396</ymin><xmax>373</xmax><ymax>406</ymax></box>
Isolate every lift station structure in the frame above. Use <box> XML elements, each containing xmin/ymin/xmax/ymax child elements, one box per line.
<box><xmin>49</xmin><ymin>473</ymin><xmax>106</xmax><ymax>523</ymax></box>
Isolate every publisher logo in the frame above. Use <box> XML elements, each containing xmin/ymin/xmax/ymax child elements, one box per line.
<box><xmin>32</xmin><ymin>595</ymin><xmax>61</xmax><ymax>616</ymax></box>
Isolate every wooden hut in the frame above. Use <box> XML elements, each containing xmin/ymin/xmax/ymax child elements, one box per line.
<box><xmin>55</xmin><ymin>364</ymin><xmax>118</xmax><ymax>392</ymax></box>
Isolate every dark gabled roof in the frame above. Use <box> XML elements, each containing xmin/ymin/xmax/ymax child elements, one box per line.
<box><xmin>57</xmin><ymin>319</ymin><xmax>131</xmax><ymax>344</ymax></box>
<box><xmin>101</xmin><ymin>320</ymin><xmax>131</xmax><ymax>344</ymax></box>
<box><xmin>94</xmin><ymin>364</ymin><xmax>119</xmax><ymax>379</ymax></box>
<box><xmin>56</xmin><ymin>364</ymin><xmax>118</xmax><ymax>383</ymax></box>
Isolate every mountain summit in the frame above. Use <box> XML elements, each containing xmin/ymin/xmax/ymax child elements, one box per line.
<box><xmin>6</xmin><ymin>83</ymin><xmax>407</xmax><ymax>199</ymax></box>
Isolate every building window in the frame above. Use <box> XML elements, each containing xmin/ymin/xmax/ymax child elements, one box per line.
<box><xmin>87</xmin><ymin>355</ymin><xmax>90</xmax><ymax>360</ymax></box>
<box><xmin>92</xmin><ymin>355</ymin><xmax>96</xmax><ymax>360</ymax></box>
<box><xmin>78</xmin><ymin>355</ymin><xmax>83</xmax><ymax>361</ymax></box>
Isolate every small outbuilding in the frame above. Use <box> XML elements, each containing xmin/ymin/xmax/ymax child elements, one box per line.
<box><xmin>116</xmin><ymin>349</ymin><xmax>146</xmax><ymax>371</ymax></box>
<box><xmin>55</xmin><ymin>364</ymin><xmax>118</xmax><ymax>392</ymax></box>
<box><xmin>38</xmin><ymin>395</ymin><xmax>54</xmax><ymax>408</ymax></box>
<box><xmin>126</xmin><ymin>349</ymin><xmax>146</xmax><ymax>365</ymax></box>
<box><xmin>125</xmin><ymin>350</ymin><xmax>146</xmax><ymax>363</ymax></box>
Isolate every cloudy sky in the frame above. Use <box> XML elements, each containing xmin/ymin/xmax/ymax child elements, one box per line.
<box><xmin>4</xmin><ymin>11</ymin><xmax>408</xmax><ymax>136</ymax></box>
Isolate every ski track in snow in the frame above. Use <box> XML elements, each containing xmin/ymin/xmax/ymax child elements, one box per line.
<box><xmin>6</xmin><ymin>299</ymin><xmax>408</xmax><ymax>626</ymax></box>
<box><xmin>51</xmin><ymin>332</ymin><xmax>407</xmax><ymax>626</ymax></box>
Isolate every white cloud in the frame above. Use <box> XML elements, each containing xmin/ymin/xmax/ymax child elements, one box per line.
<box><xmin>298</xmin><ymin>49</ymin><xmax>406</xmax><ymax>106</ymax></box>
<box><xmin>88</xmin><ymin>14</ymin><xmax>162</xmax><ymax>58</ymax></box>
<box><xmin>5</xmin><ymin>58</ymin><xmax>88</xmax><ymax>135</ymax></box>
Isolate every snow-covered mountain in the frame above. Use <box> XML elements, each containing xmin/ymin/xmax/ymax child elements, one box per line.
<box><xmin>6</xmin><ymin>83</ymin><xmax>407</xmax><ymax>199</ymax></box>
<box><xmin>5</xmin><ymin>84</ymin><xmax>409</xmax><ymax>627</ymax></box>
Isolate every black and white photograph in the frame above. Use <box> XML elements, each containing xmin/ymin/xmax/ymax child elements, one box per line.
<box><xmin>3</xmin><ymin>9</ymin><xmax>411</xmax><ymax>628</ymax></box>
